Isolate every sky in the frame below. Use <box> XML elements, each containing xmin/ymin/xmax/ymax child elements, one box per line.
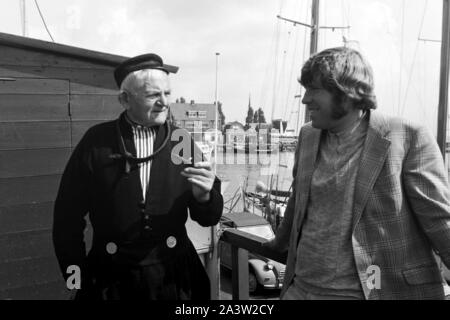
<box><xmin>0</xmin><ymin>0</ymin><xmax>446</xmax><ymax>134</ymax></box>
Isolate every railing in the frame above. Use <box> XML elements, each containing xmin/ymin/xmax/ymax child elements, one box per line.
<box><xmin>220</xmin><ymin>229</ymin><xmax>287</xmax><ymax>300</ymax></box>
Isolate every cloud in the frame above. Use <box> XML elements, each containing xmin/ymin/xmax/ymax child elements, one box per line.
<box><xmin>0</xmin><ymin>0</ymin><xmax>443</xmax><ymax>127</ymax></box>
<box><xmin>95</xmin><ymin>6</ymin><xmax>147</xmax><ymax>54</ymax></box>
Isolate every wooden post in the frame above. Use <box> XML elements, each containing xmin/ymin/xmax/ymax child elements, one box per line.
<box><xmin>231</xmin><ymin>245</ymin><xmax>249</xmax><ymax>300</ymax></box>
<box><xmin>437</xmin><ymin>0</ymin><xmax>450</xmax><ymax>155</ymax></box>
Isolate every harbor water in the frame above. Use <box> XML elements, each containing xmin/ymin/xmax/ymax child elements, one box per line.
<box><xmin>215</xmin><ymin>151</ymin><xmax>296</xmax><ymax>213</ymax></box>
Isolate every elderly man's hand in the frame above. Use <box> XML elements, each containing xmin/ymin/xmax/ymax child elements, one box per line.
<box><xmin>181</xmin><ymin>161</ymin><xmax>215</xmax><ymax>203</ymax></box>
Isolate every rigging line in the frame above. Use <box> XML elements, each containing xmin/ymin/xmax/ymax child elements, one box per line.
<box><xmin>258</xmin><ymin>15</ymin><xmax>280</xmax><ymax>115</ymax></box>
<box><xmin>423</xmin><ymin>41</ymin><xmax>427</xmax><ymax>122</ymax></box>
<box><xmin>283</xmin><ymin>1</ymin><xmax>308</xmax><ymax>122</ymax></box>
<box><xmin>266</xmin><ymin>0</ymin><xmax>287</xmax><ymax>119</ymax></box>
<box><xmin>341</xmin><ymin>0</ymin><xmax>350</xmax><ymax>36</ymax></box>
<box><xmin>271</xmin><ymin>16</ymin><xmax>292</xmax><ymax>121</ymax></box>
<box><xmin>277</xmin><ymin>0</ymin><xmax>300</xmax><ymax>117</ymax></box>
<box><xmin>343</xmin><ymin>0</ymin><xmax>351</xmax><ymax>40</ymax></box>
<box><xmin>282</xmin><ymin>27</ymin><xmax>300</xmax><ymax>122</ymax></box>
<box><xmin>274</xmin><ymin>28</ymin><xmax>292</xmax><ymax>121</ymax></box>
<box><xmin>419</xmin><ymin>41</ymin><xmax>425</xmax><ymax>120</ymax></box>
<box><xmin>259</xmin><ymin>1</ymin><xmax>283</xmax><ymax>115</ymax></box>
<box><xmin>400</xmin><ymin>0</ymin><xmax>429</xmax><ymax>116</ymax></box>
<box><xmin>297</xmin><ymin>0</ymin><xmax>310</xmax><ymax>131</ymax></box>
<box><xmin>323</xmin><ymin>0</ymin><xmax>327</xmax><ymax>49</ymax></box>
<box><xmin>19</xmin><ymin>0</ymin><xmax>25</xmax><ymax>36</ymax></box>
<box><xmin>278</xmin><ymin>0</ymin><xmax>285</xmax><ymax>15</ymax></box>
<box><xmin>420</xmin><ymin>41</ymin><xmax>432</xmax><ymax>129</ymax></box>
<box><xmin>340</xmin><ymin>0</ymin><xmax>346</xmax><ymax>40</ymax></box>
<box><xmin>398</xmin><ymin>0</ymin><xmax>406</xmax><ymax>115</ymax></box>
<box><xmin>269</xmin><ymin>19</ymin><xmax>282</xmax><ymax>122</ymax></box>
<box><xmin>34</xmin><ymin>0</ymin><xmax>54</xmax><ymax>42</ymax></box>
<box><xmin>400</xmin><ymin>45</ymin><xmax>424</xmax><ymax>117</ymax></box>
<box><xmin>388</xmin><ymin>45</ymin><xmax>397</xmax><ymax>114</ymax></box>
<box><xmin>302</xmin><ymin>0</ymin><xmax>310</xmax><ymax>57</ymax></box>
<box><xmin>278</xmin><ymin>27</ymin><xmax>295</xmax><ymax>118</ymax></box>
<box><xmin>281</xmin><ymin>0</ymin><xmax>303</xmax><ymax>122</ymax></box>
<box><xmin>283</xmin><ymin>8</ymin><xmax>303</xmax><ymax>123</ymax></box>
<box><xmin>384</xmin><ymin>22</ymin><xmax>420</xmax><ymax>114</ymax></box>
<box><xmin>346</xmin><ymin>1</ymin><xmax>353</xmax><ymax>44</ymax></box>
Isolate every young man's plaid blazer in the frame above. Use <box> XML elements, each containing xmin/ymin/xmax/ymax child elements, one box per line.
<box><xmin>271</xmin><ymin>111</ymin><xmax>450</xmax><ymax>300</ymax></box>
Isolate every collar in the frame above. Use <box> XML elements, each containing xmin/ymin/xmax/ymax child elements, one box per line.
<box><xmin>114</xmin><ymin>112</ymin><xmax>171</xmax><ymax>173</ymax></box>
<box><xmin>124</xmin><ymin>111</ymin><xmax>160</xmax><ymax>130</ymax></box>
<box><xmin>366</xmin><ymin>110</ymin><xmax>391</xmax><ymax>138</ymax></box>
<box><xmin>326</xmin><ymin>111</ymin><xmax>369</xmax><ymax>143</ymax></box>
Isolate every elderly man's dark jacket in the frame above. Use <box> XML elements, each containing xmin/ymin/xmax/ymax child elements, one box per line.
<box><xmin>52</xmin><ymin>113</ymin><xmax>223</xmax><ymax>294</ymax></box>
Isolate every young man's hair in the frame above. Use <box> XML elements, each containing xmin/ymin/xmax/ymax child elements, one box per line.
<box><xmin>299</xmin><ymin>47</ymin><xmax>377</xmax><ymax>111</ymax></box>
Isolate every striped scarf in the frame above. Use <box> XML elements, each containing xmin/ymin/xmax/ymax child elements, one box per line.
<box><xmin>131</xmin><ymin>125</ymin><xmax>156</xmax><ymax>200</ymax></box>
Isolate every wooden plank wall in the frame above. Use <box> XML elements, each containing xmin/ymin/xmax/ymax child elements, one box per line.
<box><xmin>0</xmin><ymin>77</ymin><xmax>70</xmax><ymax>299</ymax></box>
<box><xmin>0</xmin><ymin>44</ymin><xmax>122</xmax><ymax>299</ymax></box>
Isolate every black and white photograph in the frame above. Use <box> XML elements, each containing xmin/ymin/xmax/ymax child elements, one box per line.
<box><xmin>0</xmin><ymin>0</ymin><xmax>450</xmax><ymax>306</ymax></box>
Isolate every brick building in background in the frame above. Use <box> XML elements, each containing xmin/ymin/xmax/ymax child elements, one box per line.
<box><xmin>170</xmin><ymin>102</ymin><xmax>221</xmax><ymax>134</ymax></box>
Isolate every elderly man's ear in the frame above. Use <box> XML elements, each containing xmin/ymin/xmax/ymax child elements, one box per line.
<box><xmin>118</xmin><ymin>91</ymin><xmax>129</xmax><ymax>109</ymax></box>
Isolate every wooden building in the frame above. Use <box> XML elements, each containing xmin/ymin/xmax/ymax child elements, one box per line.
<box><xmin>0</xmin><ymin>32</ymin><xmax>216</xmax><ymax>299</ymax></box>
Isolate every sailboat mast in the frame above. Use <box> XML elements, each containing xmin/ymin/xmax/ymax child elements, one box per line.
<box><xmin>437</xmin><ymin>0</ymin><xmax>450</xmax><ymax>155</ymax></box>
<box><xmin>310</xmin><ymin>0</ymin><xmax>320</xmax><ymax>55</ymax></box>
<box><xmin>304</xmin><ymin>0</ymin><xmax>320</xmax><ymax>123</ymax></box>
<box><xmin>277</xmin><ymin>0</ymin><xmax>348</xmax><ymax>128</ymax></box>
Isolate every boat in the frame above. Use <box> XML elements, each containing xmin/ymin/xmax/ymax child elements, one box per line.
<box><xmin>278</xmin><ymin>129</ymin><xmax>298</xmax><ymax>152</ymax></box>
<box><xmin>241</xmin><ymin>177</ymin><xmax>291</xmax><ymax>232</ymax></box>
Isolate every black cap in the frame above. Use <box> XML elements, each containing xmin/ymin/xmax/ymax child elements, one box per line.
<box><xmin>114</xmin><ymin>53</ymin><xmax>170</xmax><ymax>88</ymax></box>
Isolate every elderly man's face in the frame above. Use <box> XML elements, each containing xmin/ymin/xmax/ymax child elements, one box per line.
<box><xmin>125</xmin><ymin>69</ymin><xmax>171</xmax><ymax>126</ymax></box>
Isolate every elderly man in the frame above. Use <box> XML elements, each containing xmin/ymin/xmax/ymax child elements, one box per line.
<box><xmin>267</xmin><ymin>47</ymin><xmax>450</xmax><ymax>300</ymax></box>
<box><xmin>53</xmin><ymin>53</ymin><xmax>223</xmax><ymax>300</ymax></box>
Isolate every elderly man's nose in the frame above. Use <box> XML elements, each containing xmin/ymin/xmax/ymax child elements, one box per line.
<box><xmin>160</xmin><ymin>94</ymin><xmax>169</xmax><ymax>106</ymax></box>
<box><xmin>155</xmin><ymin>95</ymin><xmax>168</xmax><ymax>108</ymax></box>
<box><xmin>302</xmin><ymin>92</ymin><xmax>311</xmax><ymax>104</ymax></box>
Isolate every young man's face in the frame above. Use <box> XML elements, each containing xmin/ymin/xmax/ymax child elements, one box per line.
<box><xmin>301</xmin><ymin>75</ymin><xmax>350</xmax><ymax>132</ymax></box>
<box><xmin>126</xmin><ymin>69</ymin><xmax>171</xmax><ymax>127</ymax></box>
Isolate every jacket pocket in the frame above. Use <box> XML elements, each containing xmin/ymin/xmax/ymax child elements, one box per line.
<box><xmin>402</xmin><ymin>265</ymin><xmax>443</xmax><ymax>285</ymax></box>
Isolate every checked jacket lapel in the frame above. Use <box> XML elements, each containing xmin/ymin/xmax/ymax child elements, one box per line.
<box><xmin>292</xmin><ymin>112</ymin><xmax>392</xmax><ymax>242</ymax></box>
<box><xmin>351</xmin><ymin>112</ymin><xmax>391</xmax><ymax>231</ymax></box>
<box><xmin>293</xmin><ymin>126</ymin><xmax>322</xmax><ymax>235</ymax></box>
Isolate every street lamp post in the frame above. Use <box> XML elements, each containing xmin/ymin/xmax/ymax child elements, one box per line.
<box><xmin>214</xmin><ymin>52</ymin><xmax>220</xmax><ymax>174</ymax></box>
<box><xmin>207</xmin><ymin>52</ymin><xmax>220</xmax><ymax>300</ymax></box>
